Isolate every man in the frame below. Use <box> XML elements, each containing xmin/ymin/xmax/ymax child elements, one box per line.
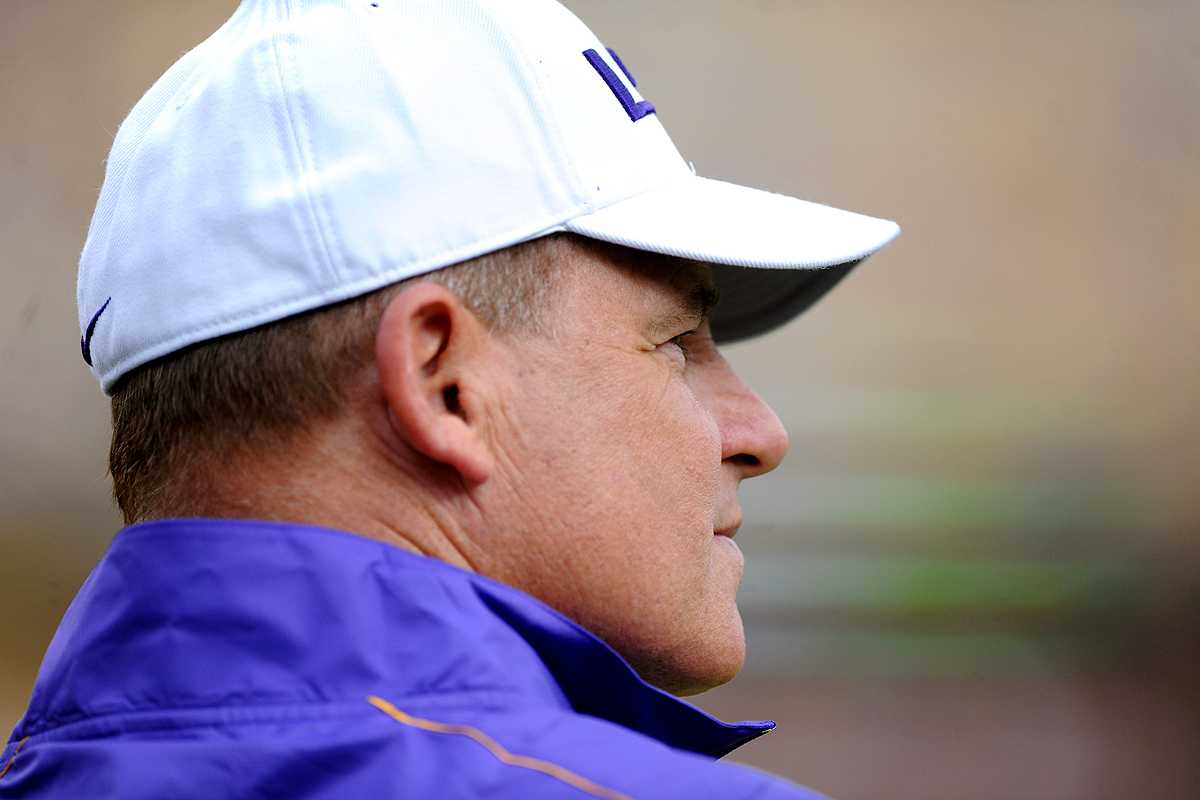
<box><xmin>1</xmin><ymin>0</ymin><xmax>897</xmax><ymax>797</ymax></box>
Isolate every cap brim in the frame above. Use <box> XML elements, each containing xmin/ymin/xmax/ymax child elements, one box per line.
<box><xmin>564</xmin><ymin>176</ymin><xmax>899</xmax><ymax>343</ymax></box>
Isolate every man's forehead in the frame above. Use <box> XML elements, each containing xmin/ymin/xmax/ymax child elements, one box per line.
<box><xmin>574</xmin><ymin>239</ymin><xmax>718</xmax><ymax>318</ymax></box>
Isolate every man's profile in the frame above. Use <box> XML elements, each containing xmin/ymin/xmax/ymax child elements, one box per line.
<box><xmin>1</xmin><ymin>0</ymin><xmax>897</xmax><ymax>797</ymax></box>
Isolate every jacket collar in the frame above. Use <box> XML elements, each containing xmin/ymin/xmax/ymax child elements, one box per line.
<box><xmin>15</xmin><ymin>518</ymin><xmax>774</xmax><ymax>758</ymax></box>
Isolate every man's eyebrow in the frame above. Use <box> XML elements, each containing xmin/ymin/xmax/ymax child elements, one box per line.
<box><xmin>651</xmin><ymin>281</ymin><xmax>721</xmax><ymax>335</ymax></box>
<box><xmin>685</xmin><ymin>282</ymin><xmax>721</xmax><ymax>322</ymax></box>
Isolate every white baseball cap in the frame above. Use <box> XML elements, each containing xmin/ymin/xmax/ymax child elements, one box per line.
<box><xmin>78</xmin><ymin>0</ymin><xmax>899</xmax><ymax>394</ymax></box>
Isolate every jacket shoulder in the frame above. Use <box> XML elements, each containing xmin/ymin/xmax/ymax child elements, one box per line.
<box><xmin>0</xmin><ymin>701</ymin><xmax>828</xmax><ymax>800</ymax></box>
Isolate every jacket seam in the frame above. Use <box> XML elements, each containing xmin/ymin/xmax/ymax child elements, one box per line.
<box><xmin>0</xmin><ymin>737</ymin><xmax>28</xmax><ymax>782</ymax></box>
<box><xmin>368</xmin><ymin>695</ymin><xmax>630</xmax><ymax>800</ymax></box>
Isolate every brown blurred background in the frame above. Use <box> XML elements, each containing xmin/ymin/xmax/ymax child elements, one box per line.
<box><xmin>2</xmin><ymin>1</ymin><xmax>1198</xmax><ymax>798</ymax></box>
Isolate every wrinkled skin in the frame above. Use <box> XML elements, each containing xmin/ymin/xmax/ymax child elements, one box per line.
<box><xmin>474</xmin><ymin>246</ymin><xmax>790</xmax><ymax>695</ymax></box>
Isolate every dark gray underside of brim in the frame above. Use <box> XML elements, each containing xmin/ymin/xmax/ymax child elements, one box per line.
<box><xmin>709</xmin><ymin>259</ymin><xmax>862</xmax><ymax>344</ymax></box>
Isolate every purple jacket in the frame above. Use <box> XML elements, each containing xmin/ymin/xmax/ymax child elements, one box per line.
<box><xmin>1</xmin><ymin>519</ymin><xmax>825</xmax><ymax>798</ymax></box>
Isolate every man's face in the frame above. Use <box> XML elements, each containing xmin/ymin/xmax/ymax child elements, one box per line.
<box><xmin>476</xmin><ymin>242</ymin><xmax>790</xmax><ymax>696</ymax></box>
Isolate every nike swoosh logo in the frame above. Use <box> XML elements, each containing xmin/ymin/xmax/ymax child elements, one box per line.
<box><xmin>80</xmin><ymin>296</ymin><xmax>111</xmax><ymax>367</ymax></box>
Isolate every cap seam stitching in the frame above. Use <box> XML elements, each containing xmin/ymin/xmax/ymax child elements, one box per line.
<box><xmin>284</xmin><ymin>0</ymin><xmax>348</xmax><ymax>281</ymax></box>
<box><xmin>267</xmin><ymin>0</ymin><xmax>341</xmax><ymax>285</ymax></box>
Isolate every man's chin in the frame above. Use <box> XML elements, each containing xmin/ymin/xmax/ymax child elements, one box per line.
<box><xmin>636</xmin><ymin>613</ymin><xmax>746</xmax><ymax>697</ymax></box>
<box><xmin>658</xmin><ymin>654</ymin><xmax>745</xmax><ymax>697</ymax></box>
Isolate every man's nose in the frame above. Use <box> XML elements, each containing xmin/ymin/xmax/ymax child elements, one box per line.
<box><xmin>716</xmin><ymin>375</ymin><xmax>790</xmax><ymax>479</ymax></box>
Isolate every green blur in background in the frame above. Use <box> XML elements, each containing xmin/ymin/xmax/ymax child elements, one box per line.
<box><xmin>2</xmin><ymin>2</ymin><xmax>1198</xmax><ymax>799</ymax></box>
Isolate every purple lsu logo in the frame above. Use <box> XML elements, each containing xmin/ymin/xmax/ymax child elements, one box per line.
<box><xmin>582</xmin><ymin>47</ymin><xmax>656</xmax><ymax>122</ymax></box>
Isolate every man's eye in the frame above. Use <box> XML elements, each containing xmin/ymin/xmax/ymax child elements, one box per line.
<box><xmin>666</xmin><ymin>331</ymin><xmax>696</xmax><ymax>359</ymax></box>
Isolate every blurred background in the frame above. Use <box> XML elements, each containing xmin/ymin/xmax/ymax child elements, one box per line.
<box><xmin>2</xmin><ymin>1</ymin><xmax>1197</xmax><ymax>798</ymax></box>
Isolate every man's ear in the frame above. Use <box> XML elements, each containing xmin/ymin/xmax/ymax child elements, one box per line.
<box><xmin>375</xmin><ymin>282</ymin><xmax>495</xmax><ymax>486</ymax></box>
